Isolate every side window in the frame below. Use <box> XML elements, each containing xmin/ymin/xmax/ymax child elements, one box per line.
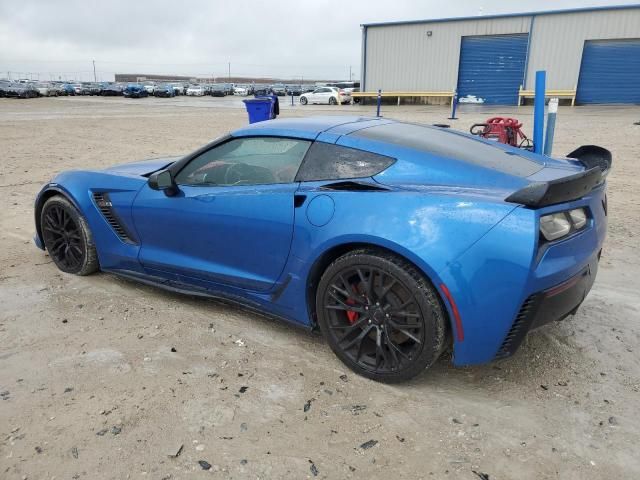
<box><xmin>175</xmin><ymin>137</ymin><xmax>311</xmax><ymax>186</ymax></box>
<box><xmin>296</xmin><ymin>142</ymin><xmax>396</xmax><ymax>182</ymax></box>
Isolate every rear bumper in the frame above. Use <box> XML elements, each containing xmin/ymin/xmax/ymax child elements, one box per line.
<box><xmin>495</xmin><ymin>256</ymin><xmax>598</xmax><ymax>359</ymax></box>
<box><xmin>438</xmin><ymin>185</ymin><xmax>607</xmax><ymax>366</ymax></box>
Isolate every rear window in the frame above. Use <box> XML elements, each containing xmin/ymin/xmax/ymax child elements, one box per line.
<box><xmin>352</xmin><ymin>122</ymin><xmax>542</xmax><ymax>177</ymax></box>
<box><xmin>296</xmin><ymin>142</ymin><xmax>395</xmax><ymax>182</ymax></box>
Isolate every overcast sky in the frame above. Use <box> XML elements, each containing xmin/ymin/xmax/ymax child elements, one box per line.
<box><xmin>1</xmin><ymin>0</ymin><xmax>636</xmax><ymax>82</ymax></box>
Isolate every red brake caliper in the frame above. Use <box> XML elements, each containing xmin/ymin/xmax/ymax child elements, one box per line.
<box><xmin>345</xmin><ymin>283</ymin><xmax>361</xmax><ymax>324</ymax></box>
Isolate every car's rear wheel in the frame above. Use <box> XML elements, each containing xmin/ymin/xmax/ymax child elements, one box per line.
<box><xmin>41</xmin><ymin>196</ymin><xmax>99</xmax><ymax>276</ymax></box>
<box><xmin>316</xmin><ymin>249</ymin><xmax>447</xmax><ymax>382</ymax></box>
<box><xmin>329</xmin><ymin>97</ymin><xmax>337</xmax><ymax>105</ymax></box>
<box><xmin>300</xmin><ymin>96</ymin><xmax>308</xmax><ymax>105</ymax></box>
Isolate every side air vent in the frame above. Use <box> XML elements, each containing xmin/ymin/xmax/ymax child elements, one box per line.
<box><xmin>495</xmin><ymin>295</ymin><xmax>541</xmax><ymax>359</ymax></box>
<box><xmin>92</xmin><ymin>192</ymin><xmax>137</xmax><ymax>244</ymax></box>
<box><xmin>319</xmin><ymin>181</ymin><xmax>389</xmax><ymax>192</ymax></box>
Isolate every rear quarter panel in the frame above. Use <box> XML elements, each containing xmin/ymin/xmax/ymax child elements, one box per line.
<box><xmin>278</xmin><ymin>184</ymin><xmax>517</xmax><ymax>325</ymax></box>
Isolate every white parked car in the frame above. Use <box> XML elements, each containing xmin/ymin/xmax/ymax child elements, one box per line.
<box><xmin>234</xmin><ymin>86</ymin><xmax>248</xmax><ymax>96</ymax></box>
<box><xmin>172</xmin><ymin>84</ymin><xmax>185</xmax><ymax>95</ymax></box>
<box><xmin>186</xmin><ymin>85</ymin><xmax>205</xmax><ymax>96</ymax></box>
<box><xmin>299</xmin><ymin>86</ymin><xmax>351</xmax><ymax>105</ymax></box>
<box><xmin>143</xmin><ymin>83</ymin><xmax>156</xmax><ymax>95</ymax></box>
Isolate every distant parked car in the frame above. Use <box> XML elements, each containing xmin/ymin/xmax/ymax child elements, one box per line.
<box><xmin>271</xmin><ymin>83</ymin><xmax>286</xmax><ymax>96</ymax></box>
<box><xmin>286</xmin><ymin>85</ymin><xmax>302</xmax><ymax>96</ymax></box>
<box><xmin>123</xmin><ymin>84</ymin><xmax>149</xmax><ymax>98</ymax></box>
<box><xmin>35</xmin><ymin>83</ymin><xmax>57</xmax><ymax>97</ymax></box>
<box><xmin>153</xmin><ymin>84</ymin><xmax>175</xmax><ymax>98</ymax></box>
<box><xmin>71</xmin><ymin>83</ymin><xmax>90</xmax><ymax>95</ymax></box>
<box><xmin>210</xmin><ymin>84</ymin><xmax>226</xmax><ymax>97</ymax></box>
<box><xmin>0</xmin><ymin>80</ymin><xmax>12</xmax><ymax>97</ymax></box>
<box><xmin>303</xmin><ymin>85</ymin><xmax>317</xmax><ymax>93</ymax></box>
<box><xmin>186</xmin><ymin>85</ymin><xmax>205</xmax><ymax>96</ymax></box>
<box><xmin>142</xmin><ymin>83</ymin><xmax>156</xmax><ymax>95</ymax></box>
<box><xmin>101</xmin><ymin>83</ymin><xmax>123</xmax><ymax>96</ymax></box>
<box><xmin>233</xmin><ymin>85</ymin><xmax>248</xmax><ymax>96</ymax></box>
<box><xmin>299</xmin><ymin>86</ymin><xmax>352</xmax><ymax>105</ymax></box>
<box><xmin>78</xmin><ymin>83</ymin><xmax>94</xmax><ymax>95</ymax></box>
<box><xmin>253</xmin><ymin>85</ymin><xmax>271</xmax><ymax>96</ymax></box>
<box><xmin>59</xmin><ymin>84</ymin><xmax>76</xmax><ymax>96</ymax></box>
<box><xmin>171</xmin><ymin>84</ymin><xmax>185</xmax><ymax>96</ymax></box>
<box><xmin>3</xmin><ymin>82</ymin><xmax>39</xmax><ymax>98</ymax></box>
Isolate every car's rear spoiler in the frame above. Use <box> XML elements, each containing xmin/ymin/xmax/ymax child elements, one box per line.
<box><xmin>506</xmin><ymin>145</ymin><xmax>611</xmax><ymax>208</ymax></box>
<box><xmin>567</xmin><ymin>145</ymin><xmax>612</xmax><ymax>174</ymax></box>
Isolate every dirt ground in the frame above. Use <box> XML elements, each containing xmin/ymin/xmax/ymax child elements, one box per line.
<box><xmin>1</xmin><ymin>96</ymin><xmax>639</xmax><ymax>480</ymax></box>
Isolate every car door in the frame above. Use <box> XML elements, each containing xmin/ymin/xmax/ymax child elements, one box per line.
<box><xmin>132</xmin><ymin>136</ymin><xmax>311</xmax><ymax>292</ymax></box>
<box><xmin>309</xmin><ymin>88</ymin><xmax>324</xmax><ymax>103</ymax></box>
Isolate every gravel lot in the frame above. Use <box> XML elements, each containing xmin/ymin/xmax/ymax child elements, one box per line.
<box><xmin>1</xmin><ymin>96</ymin><xmax>639</xmax><ymax>480</ymax></box>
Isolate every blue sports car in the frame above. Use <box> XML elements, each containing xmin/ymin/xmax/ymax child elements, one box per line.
<box><xmin>33</xmin><ymin>117</ymin><xmax>610</xmax><ymax>382</ymax></box>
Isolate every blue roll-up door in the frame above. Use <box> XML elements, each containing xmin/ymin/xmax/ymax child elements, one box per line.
<box><xmin>456</xmin><ymin>34</ymin><xmax>529</xmax><ymax>105</ymax></box>
<box><xmin>577</xmin><ymin>39</ymin><xmax>640</xmax><ymax>104</ymax></box>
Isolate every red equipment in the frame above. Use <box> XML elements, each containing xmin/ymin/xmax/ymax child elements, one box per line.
<box><xmin>470</xmin><ymin>117</ymin><xmax>531</xmax><ymax>148</ymax></box>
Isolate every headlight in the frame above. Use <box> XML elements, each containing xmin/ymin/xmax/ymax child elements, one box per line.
<box><xmin>568</xmin><ymin>208</ymin><xmax>587</xmax><ymax>229</ymax></box>
<box><xmin>540</xmin><ymin>213</ymin><xmax>571</xmax><ymax>241</ymax></box>
<box><xmin>539</xmin><ymin>208</ymin><xmax>588</xmax><ymax>241</ymax></box>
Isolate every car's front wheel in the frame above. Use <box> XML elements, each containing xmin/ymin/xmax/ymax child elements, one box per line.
<box><xmin>316</xmin><ymin>249</ymin><xmax>447</xmax><ymax>382</ymax></box>
<box><xmin>41</xmin><ymin>195</ymin><xmax>99</xmax><ymax>276</ymax></box>
<box><xmin>300</xmin><ymin>96</ymin><xmax>308</xmax><ymax>105</ymax></box>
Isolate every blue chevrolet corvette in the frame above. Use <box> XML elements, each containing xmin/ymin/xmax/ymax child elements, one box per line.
<box><xmin>34</xmin><ymin>116</ymin><xmax>610</xmax><ymax>382</ymax></box>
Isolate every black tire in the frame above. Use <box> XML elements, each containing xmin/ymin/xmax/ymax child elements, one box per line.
<box><xmin>41</xmin><ymin>195</ymin><xmax>99</xmax><ymax>276</ymax></box>
<box><xmin>316</xmin><ymin>249</ymin><xmax>447</xmax><ymax>383</ymax></box>
<box><xmin>328</xmin><ymin>97</ymin><xmax>337</xmax><ymax>105</ymax></box>
<box><xmin>300</xmin><ymin>96</ymin><xmax>308</xmax><ymax>105</ymax></box>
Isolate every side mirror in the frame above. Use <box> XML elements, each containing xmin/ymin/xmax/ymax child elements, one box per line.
<box><xmin>148</xmin><ymin>169</ymin><xmax>178</xmax><ymax>196</ymax></box>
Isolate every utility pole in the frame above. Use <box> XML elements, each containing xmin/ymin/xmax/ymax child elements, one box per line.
<box><xmin>228</xmin><ymin>62</ymin><xmax>231</xmax><ymax>82</ymax></box>
<box><xmin>93</xmin><ymin>60</ymin><xmax>97</xmax><ymax>82</ymax></box>
<box><xmin>349</xmin><ymin>65</ymin><xmax>352</xmax><ymax>81</ymax></box>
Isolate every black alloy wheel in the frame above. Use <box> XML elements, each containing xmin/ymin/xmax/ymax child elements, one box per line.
<box><xmin>316</xmin><ymin>249</ymin><xmax>447</xmax><ymax>382</ymax></box>
<box><xmin>329</xmin><ymin>97</ymin><xmax>337</xmax><ymax>105</ymax></box>
<box><xmin>41</xmin><ymin>196</ymin><xmax>99</xmax><ymax>275</ymax></box>
<box><xmin>300</xmin><ymin>96</ymin><xmax>308</xmax><ymax>105</ymax></box>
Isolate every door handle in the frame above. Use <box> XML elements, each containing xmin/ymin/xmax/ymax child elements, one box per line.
<box><xmin>294</xmin><ymin>194</ymin><xmax>307</xmax><ymax>208</ymax></box>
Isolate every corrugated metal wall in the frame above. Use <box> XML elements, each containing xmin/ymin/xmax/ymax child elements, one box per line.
<box><xmin>526</xmin><ymin>9</ymin><xmax>640</xmax><ymax>89</ymax></box>
<box><xmin>363</xmin><ymin>8</ymin><xmax>640</xmax><ymax>95</ymax></box>
<box><xmin>363</xmin><ymin>17</ymin><xmax>530</xmax><ymax>91</ymax></box>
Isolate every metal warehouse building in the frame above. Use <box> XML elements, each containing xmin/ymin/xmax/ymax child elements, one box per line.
<box><xmin>360</xmin><ymin>5</ymin><xmax>640</xmax><ymax>105</ymax></box>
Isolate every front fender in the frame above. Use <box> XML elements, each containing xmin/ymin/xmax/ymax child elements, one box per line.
<box><xmin>34</xmin><ymin>170</ymin><xmax>147</xmax><ymax>271</ymax></box>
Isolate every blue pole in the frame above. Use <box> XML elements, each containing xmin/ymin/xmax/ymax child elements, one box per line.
<box><xmin>533</xmin><ymin>70</ymin><xmax>546</xmax><ymax>154</ymax></box>
<box><xmin>376</xmin><ymin>89</ymin><xmax>382</xmax><ymax>117</ymax></box>
<box><xmin>291</xmin><ymin>91</ymin><xmax>294</xmax><ymax>106</ymax></box>
<box><xmin>448</xmin><ymin>90</ymin><xmax>458</xmax><ymax>120</ymax></box>
<box><xmin>543</xmin><ymin>98</ymin><xmax>558</xmax><ymax>156</ymax></box>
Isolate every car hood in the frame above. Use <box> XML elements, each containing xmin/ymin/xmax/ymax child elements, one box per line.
<box><xmin>105</xmin><ymin>156</ymin><xmax>181</xmax><ymax>176</ymax></box>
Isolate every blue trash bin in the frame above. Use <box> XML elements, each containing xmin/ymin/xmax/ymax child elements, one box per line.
<box><xmin>243</xmin><ymin>97</ymin><xmax>274</xmax><ymax>124</ymax></box>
